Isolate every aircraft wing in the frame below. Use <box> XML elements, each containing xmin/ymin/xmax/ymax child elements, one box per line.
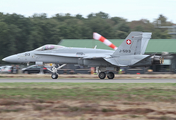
<box><xmin>83</xmin><ymin>54</ymin><xmax>111</xmax><ymax>59</ymax></box>
<box><xmin>104</xmin><ymin>57</ymin><xmax>126</xmax><ymax>66</ymax></box>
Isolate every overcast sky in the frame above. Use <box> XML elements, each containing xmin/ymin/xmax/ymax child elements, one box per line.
<box><xmin>1</xmin><ymin>0</ymin><xmax>176</xmax><ymax>23</ymax></box>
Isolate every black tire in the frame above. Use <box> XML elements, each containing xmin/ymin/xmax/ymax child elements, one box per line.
<box><xmin>107</xmin><ymin>72</ymin><xmax>114</xmax><ymax>79</ymax></box>
<box><xmin>98</xmin><ymin>72</ymin><xmax>106</xmax><ymax>79</ymax></box>
<box><xmin>51</xmin><ymin>73</ymin><xmax>58</xmax><ymax>79</ymax></box>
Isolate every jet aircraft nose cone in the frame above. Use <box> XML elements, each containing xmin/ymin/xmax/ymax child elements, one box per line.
<box><xmin>2</xmin><ymin>56</ymin><xmax>11</xmax><ymax>62</ymax></box>
<box><xmin>2</xmin><ymin>55</ymin><xmax>18</xmax><ymax>62</ymax></box>
<box><xmin>2</xmin><ymin>58</ymin><xmax>6</xmax><ymax>61</ymax></box>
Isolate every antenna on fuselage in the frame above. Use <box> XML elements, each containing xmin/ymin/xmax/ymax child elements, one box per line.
<box><xmin>94</xmin><ymin>45</ymin><xmax>97</xmax><ymax>49</ymax></box>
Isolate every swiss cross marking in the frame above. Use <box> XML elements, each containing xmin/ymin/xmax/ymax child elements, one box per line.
<box><xmin>126</xmin><ymin>39</ymin><xmax>131</xmax><ymax>45</ymax></box>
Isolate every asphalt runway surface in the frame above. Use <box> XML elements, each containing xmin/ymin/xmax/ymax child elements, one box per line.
<box><xmin>0</xmin><ymin>78</ymin><xmax>176</xmax><ymax>83</ymax></box>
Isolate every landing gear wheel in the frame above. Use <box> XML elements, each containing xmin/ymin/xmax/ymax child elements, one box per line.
<box><xmin>99</xmin><ymin>72</ymin><xmax>106</xmax><ymax>79</ymax></box>
<box><xmin>51</xmin><ymin>73</ymin><xmax>58</xmax><ymax>79</ymax></box>
<box><xmin>107</xmin><ymin>72</ymin><xmax>114</xmax><ymax>79</ymax></box>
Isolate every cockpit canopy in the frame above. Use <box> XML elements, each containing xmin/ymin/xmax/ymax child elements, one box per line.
<box><xmin>35</xmin><ymin>44</ymin><xmax>65</xmax><ymax>51</ymax></box>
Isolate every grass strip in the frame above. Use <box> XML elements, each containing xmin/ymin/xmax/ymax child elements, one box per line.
<box><xmin>0</xmin><ymin>83</ymin><xmax>176</xmax><ymax>102</ymax></box>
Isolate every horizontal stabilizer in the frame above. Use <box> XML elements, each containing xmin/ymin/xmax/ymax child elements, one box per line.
<box><xmin>132</xmin><ymin>55</ymin><xmax>153</xmax><ymax>66</ymax></box>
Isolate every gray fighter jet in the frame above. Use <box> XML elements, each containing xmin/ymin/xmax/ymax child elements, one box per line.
<box><xmin>2</xmin><ymin>31</ymin><xmax>163</xmax><ymax>79</ymax></box>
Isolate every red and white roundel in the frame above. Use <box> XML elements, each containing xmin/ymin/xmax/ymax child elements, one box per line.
<box><xmin>126</xmin><ymin>39</ymin><xmax>131</xmax><ymax>45</ymax></box>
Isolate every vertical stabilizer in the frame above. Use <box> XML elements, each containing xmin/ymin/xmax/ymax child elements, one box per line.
<box><xmin>141</xmin><ymin>32</ymin><xmax>152</xmax><ymax>54</ymax></box>
<box><xmin>112</xmin><ymin>32</ymin><xmax>152</xmax><ymax>56</ymax></box>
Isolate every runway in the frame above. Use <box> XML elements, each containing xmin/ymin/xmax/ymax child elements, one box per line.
<box><xmin>0</xmin><ymin>78</ymin><xmax>176</xmax><ymax>83</ymax></box>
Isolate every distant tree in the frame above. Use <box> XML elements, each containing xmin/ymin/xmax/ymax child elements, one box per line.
<box><xmin>111</xmin><ymin>17</ymin><xmax>127</xmax><ymax>25</ymax></box>
<box><xmin>152</xmin><ymin>29</ymin><xmax>171</xmax><ymax>39</ymax></box>
<box><xmin>95</xmin><ymin>11</ymin><xmax>109</xmax><ymax>19</ymax></box>
<box><xmin>75</xmin><ymin>14</ymin><xmax>84</xmax><ymax>20</ymax></box>
<box><xmin>86</xmin><ymin>17</ymin><xmax>114</xmax><ymax>38</ymax></box>
<box><xmin>115</xmin><ymin>31</ymin><xmax>128</xmax><ymax>39</ymax></box>
<box><xmin>53</xmin><ymin>13</ymin><xmax>74</xmax><ymax>22</ymax></box>
<box><xmin>87</xmin><ymin>13</ymin><xmax>95</xmax><ymax>19</ymax></box>
<box><xmin>87</xmin><ymin>12</ymin><xmax>109</xmax><ymax>19</ymax></box>
<box><xmin>154</xmin><ymin>14</ymin><xmax>173</xmax><ymax>26</ymax></box>
<box><xmin>129</xmin><ymin>19</ymin><xmax>152</xmax><ymax>32</ymax></box>
<box><xmin>32</xmin><ymin>13</ymin><xmax>47</xmax><ymax>19</ymax></box>
<box><xmin>114</xmin><ymin>22</ymin><xmax>130</xmax><ymax>33</ymax></box>
<box><xmin>134</xmin><ymin>25</ymin><xmax>144</xmax><ymax>31</ymax></box>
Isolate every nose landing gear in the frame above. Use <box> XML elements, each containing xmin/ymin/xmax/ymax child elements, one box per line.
<box><xmin>51</xmin><ymin>73</ymin><xmax>58</xmax><ymax>79</ymax></box>
<box><xmin>46</xmin><ymin>64</ymin><xmax>66</xmax><ymax>79</ymax></box>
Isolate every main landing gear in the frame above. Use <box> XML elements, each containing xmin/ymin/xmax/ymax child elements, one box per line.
<box><xmin>98</xmin><ymin>72</ymin><xmax>115</xmax><ymax>79</ymax></box>
<box><xmin>107</xmin><ymin>72</ymin><xmax>114</xmax><ymax>79</ymax></box>
<box><xmin>47</xmin><ymin>64</ymin><xmax>66</xmax><ymax>79</ymax></box>
<box><xmin>96</xmin><ymin>67</ymin><xmax>116</xmax><ymax>79</ymax></box>
<box><xmin>99</xmin><ymin>72</ymin><xmax>106</xmax><ymax>79</ymax></box>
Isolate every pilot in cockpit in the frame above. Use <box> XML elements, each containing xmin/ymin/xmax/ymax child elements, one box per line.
<box><xmin>35</xmin><ymin>44</ymin><xmax>65</xmax><ymax>51</ymax></box>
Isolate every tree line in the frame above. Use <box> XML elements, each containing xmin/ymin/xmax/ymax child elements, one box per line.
<box><xmin>0</xmin><ymin>12</ymin><xmax>173</xmax><ymax>63</ymax></box>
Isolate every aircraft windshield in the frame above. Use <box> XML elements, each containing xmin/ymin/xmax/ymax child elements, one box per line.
<box><xmin>35</xmin><ymin>44</ymin><xmax>65</xmax><ymax>51</ymax></box>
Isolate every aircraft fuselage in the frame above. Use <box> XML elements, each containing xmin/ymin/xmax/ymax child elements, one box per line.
<box><xmin>3</xmin><ymin>47</ymin><xmax>114</xmax><ymax>67</ymax></box>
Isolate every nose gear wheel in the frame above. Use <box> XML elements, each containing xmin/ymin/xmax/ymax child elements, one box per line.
<box><xmin>51</xmin><ymin>73</ymin><xmax>58</xmax><ymax>79</ymax></box>
<box><xmin>47</xmin><ymin>64</ymin><xmax>66</xmax><ymax>79</ymax></box>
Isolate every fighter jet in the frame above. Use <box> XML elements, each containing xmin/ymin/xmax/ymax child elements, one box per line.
<box><xmin>2</xmin><ymin>31</ymin><xmax>163</xmax><ymax>79</ymax></box>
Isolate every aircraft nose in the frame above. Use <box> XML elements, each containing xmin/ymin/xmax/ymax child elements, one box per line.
<box><xmin>2</xmin><ymin>55</ymin><xmax>18</xmax><ymax>62</ymax></box>
<box><xmin>2</xmin><ymin>58</ymin><xmax>6</xmax><ymax>61</ymax></box>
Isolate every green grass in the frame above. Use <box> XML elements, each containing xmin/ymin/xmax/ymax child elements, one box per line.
<box><xmin>0</xmin><ymin>83</ymin><xmax>176</xmax><ymax>102</ymax></box>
